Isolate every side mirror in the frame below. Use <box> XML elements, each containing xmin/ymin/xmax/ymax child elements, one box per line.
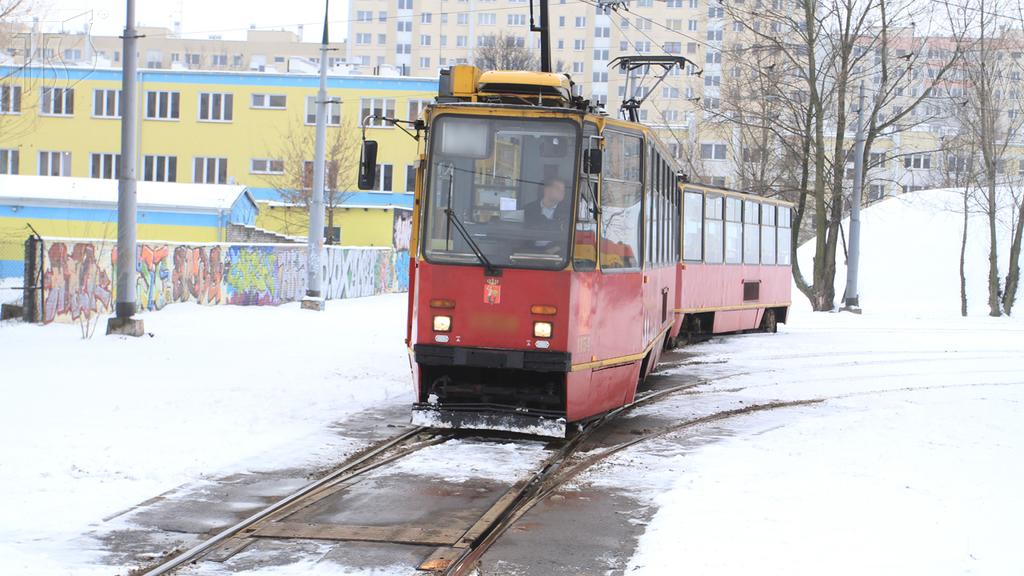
<box><xmin>583</xmin><ymin>148</ymin><xmax>602</xmax><ymax>174</ymax></box>
<box><xmin>357</xmin><ymin>141</ymin><xmax>378</xmax><ymax>190</ymax></box>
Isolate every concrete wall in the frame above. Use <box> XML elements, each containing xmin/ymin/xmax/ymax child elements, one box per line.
<box><xmin>38</xmin><ymin>237</ymin><xmax>409</xmax><ymax>324</ymax></box>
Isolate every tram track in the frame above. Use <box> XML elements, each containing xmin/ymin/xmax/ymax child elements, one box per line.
<box><xmin>122</xmin><ymin>356</ymin><xmax>1009</xmax><ymax>576</ymax></box>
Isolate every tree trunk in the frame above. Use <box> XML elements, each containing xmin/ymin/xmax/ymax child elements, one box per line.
<box><xmin>986</xmin><ymin>178</ymin><xmax>1001</xmax><ymax>316</ymax></box>
<box><xmin>961</xmin><ymin>188</ymin><xmax>969</xmax><ymax>317</ymax></box>
<box><xmin>1002</xmin><ymin>196</ymin><xmax>1024</xmax><ymax>315</ymax></box>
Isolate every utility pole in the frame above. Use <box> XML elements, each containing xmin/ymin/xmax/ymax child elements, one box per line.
<box><xmin>843</xmin><ymin>82</ymin><xmax>865</xmax><ymax>313</ymax></box>
<box><xmin>302</xmin><ymin>0</ymin><xmax>331</xmax><ymax>312</ymax></box>
<box><xmin>107</xmin><ymin>0</ymin><xmax>145</xmax><ymax>336</ymax></box>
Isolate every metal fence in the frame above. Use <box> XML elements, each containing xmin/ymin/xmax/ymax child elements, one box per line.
<box><xmin>0</xmin><ymin>233</ymin><xmax>43</xmax><ymax>322</ymax></box>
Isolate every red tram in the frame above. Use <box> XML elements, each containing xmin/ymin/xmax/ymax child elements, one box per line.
<box><xmin>359</xmin><ymin>66</ymin><xmax>792</xmax><ymax>437</ymax></box>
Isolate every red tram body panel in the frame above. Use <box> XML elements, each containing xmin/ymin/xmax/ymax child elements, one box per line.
<box><xmin>370</xmin><ymin>66</ymin><xmax>791</xmax><ymax>436</ymax></box>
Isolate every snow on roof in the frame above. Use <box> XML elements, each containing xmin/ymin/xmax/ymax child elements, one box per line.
<box><xmin>0</xmin><ymin>175</ymin><xmax>256</xmax><ymax>214</ymax></box>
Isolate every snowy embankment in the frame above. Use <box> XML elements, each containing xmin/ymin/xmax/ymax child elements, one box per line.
<box><xmin>0</xmin><ymin>189</ymin><xmax>1021</xmax><ymax>575</ymax></box>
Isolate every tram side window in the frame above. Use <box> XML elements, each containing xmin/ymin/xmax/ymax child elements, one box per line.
<box><xmin>704</xmin><ymin>195</ymin><xmax>724</xmax><ymax>264</ymax></box>
<box><xmin>601</xmin><ymin>131</ymin><xmax>643</xmax><ymax>270</ymax></box>
<box><xmin>724</xmin><ymin>196</ymin><xmax>742</xmax><ymax>264</ymax></box>
<box><xmin>575</xmin><ymin>123</ymin><xmax>600</xmax><ymax>272</ymax></box>
<box><xmin>761</xmin><ymin>203</ymin><xmax>776</xmax><ymax>265</ymax></box>
<box><xmin>682</xmin><ymin>191</ymin><xmax>703</xmax><ymax>261</ymax></box>
<box><xmin>777</xmin><ymin>205</ymin><xmax>792</xmax><ymax>266</ymax></box>
<box><xmin>743</xmin><ymin>199</ymin><xmax>760</xmax><ymax>265</ymax></box>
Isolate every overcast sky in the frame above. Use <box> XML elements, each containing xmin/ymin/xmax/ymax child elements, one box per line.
<box><xmin>39</xmin><ymin>0</ymin><xmax>348</xmax><ymax>43</ymax></box>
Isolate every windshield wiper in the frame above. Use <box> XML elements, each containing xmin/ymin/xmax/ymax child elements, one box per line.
<box><xmin>443</xmin><ymin>209</ymin><xmax>502</xmax><ymax>276</ymax></box>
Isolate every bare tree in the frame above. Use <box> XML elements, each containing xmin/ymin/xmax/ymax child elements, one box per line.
<box><xmin>944</xmin><ymin>0</ymin><xmax>1024</xmax><ymax>315</ymax></box>
<box><xmin>260</xmin><ymin>120</ymin><xmax>361</xmax><ymax>243</ymax></box>
<box><xmin>711</xmin><ymin>0</ymin><xmax>957</xmax><ymax>311</ymax></box>
<box><xmin>474</xmin><ymin>30</ymin><xmax>538</xmax><ymax>72</ymax></box>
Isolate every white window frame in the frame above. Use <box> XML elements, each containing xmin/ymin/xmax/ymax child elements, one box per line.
<box><xmin>361</xmin><ymin>97</ymin><xmax>396</xmax><ymax>128</ymax></box>
<box><xmin>370</xmin><ymin>163</ymin><xmax>394</xmax><ymax>192</ymax></box>
<box><xmin>143</xmin><ymin>155</ymin><xmax>177</xmax><ymax>182</ymax></box>
<box><xmin>38</xmin><ymin>151</ymin><xmax>72</xmax><ymax>176</ymax></box>
<box><xmin>90</xmin><ymin>152</ymin><xmax>121</xmax><ymax>179</ymax></box>
<box><xmin>1</xmin><ymin>85</ymin><xmax>22</xmax><ymax>114</ymax></box>
<box><xmin>250</xmin><ymin>158</ymin><xmax>284</xmax><ymax>174</ymax></box>
<box><xmin>193</xmin><ymin>156</ymin><xmax>228</xmax><ymax>184</ymax></box>
<box><xmin>251</xmin><ymin>93</ymin><xmax>287</xmax><ymax>109</ymax></box>
<box><xmin>0</xmin><ymin>148</ymin><xmax>19</xmax><ymax>174</ymax></box>
<box><xmin>198</xmin><ymin>92</ymin><xmax>234</xmax><ymax>122</ymax></box>
<box><xmin>305</xmin><ymin>95</ymin><xmax>341</xmax><ymax>125</ymax></box>
<box><xmin>145</xmin><ymin>90</ymin><xmax>180</xmax><ymax>120</ymax></box>
<box><xmin>40</xmin><ymin>87</ymin><xmax>74</xmax><ymax>116</ymax></box>
<box><xmin>92</xmin><ymin>88</ymin><xmax>121</xmax><ymax>118</ymax></box>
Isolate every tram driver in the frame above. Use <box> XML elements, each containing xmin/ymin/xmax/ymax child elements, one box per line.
<box><xmin>523</xmin><ymin>177</ymin><xmax>570</xmax><ymax>254</ymax></box>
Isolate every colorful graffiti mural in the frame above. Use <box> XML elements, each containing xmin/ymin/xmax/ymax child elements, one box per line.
<box><xmin>39</xmin><ymin>239</ymin><xmax>407</xmax><ymax>324</ymax></box>
<box><xmin>43</xmin><ymin>242</ymin><xmax>114</xmax><ymax>324</ymax></box>
<box><xmin>172</xmin><ymin>246</ymin><xmax>225</xmax><ymax>305</ymax></box>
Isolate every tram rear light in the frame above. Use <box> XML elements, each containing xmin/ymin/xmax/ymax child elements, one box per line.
<box><xmin>433</xmin><ymin>315</ymin><xmax>452</xmax><ymax>332</ymax></box>
<box><xmin>533</xmin><ymin>321</ymin><xmax>553</xmax><ymax>339</ymax></box>
<box><xmin>531</xmin><ymin>305</ymin><xmax>557</xmax><ymax>315</ymax></box>
<box><xmin>430</xmin><ymin>299</ymin><xmax>456</xmax><ymax>309</ymax></box>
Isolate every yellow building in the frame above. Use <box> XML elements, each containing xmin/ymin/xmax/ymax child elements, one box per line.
<box><xmin>0</xmin><ymin>64</ymin><xmax>435</xmax><ymax>245</ymax></box>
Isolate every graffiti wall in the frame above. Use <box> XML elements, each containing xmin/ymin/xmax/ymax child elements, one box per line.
<box><xmin>39</xmin><ymin>239</ymin><xmax>407</xmax><ymax>324</ymax></box>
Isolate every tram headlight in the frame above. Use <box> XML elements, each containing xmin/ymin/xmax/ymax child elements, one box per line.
<box><xmin>533</xmin><ymin>321</ymin><xmax>553</xmax><ymax>339</ymax></box>
<box><xmin>433</xmin><ymin>315</ymin><xmax>452</xmax><ymax>332</ymax></box>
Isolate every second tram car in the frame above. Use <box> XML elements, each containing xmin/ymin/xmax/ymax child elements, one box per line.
<box><xmin>359</xmin><ymin>66</ymin><xmax>792</xmax><ymax>436</ymax></box>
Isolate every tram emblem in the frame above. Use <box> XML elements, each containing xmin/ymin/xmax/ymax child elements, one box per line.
<box><xmin>484</xmin><ymin>283</ymin><xmax>501</xmax><ymax>304</ymax></box>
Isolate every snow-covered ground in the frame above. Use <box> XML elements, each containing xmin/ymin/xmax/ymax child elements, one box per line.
<box><xmin>1</xmin><ymin>189</ymin><xmax>1022</xmax><ymax>575</ymax></box>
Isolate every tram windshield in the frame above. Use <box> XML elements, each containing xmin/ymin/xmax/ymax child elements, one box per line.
<box><xmin>423</xmin><ymin>115</ymin><xmax>580</xmax><ymax>271</ymax></box>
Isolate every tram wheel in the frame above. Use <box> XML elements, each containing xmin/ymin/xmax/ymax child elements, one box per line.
<box><xmin>762</xmin><ymin>309</ymin><xmax>777</xmax><ymax>333</ymax></box>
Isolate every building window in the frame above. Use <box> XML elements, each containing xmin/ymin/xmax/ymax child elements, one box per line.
<box><xmin>709</xmin><ymin>5</ymin><xmax>724</xmax><ymax>17</ymax></box>
<box><xmin>143</xmin><ymin>155</ymin><xmax>177</xmax><ymax>182</ymax></box>
<box><xmin>456</xmin><ymin>35</ymin><xmax>468</xmax><ymax>47</ymax></box>
<box><xmin>420</xmin><ymin>57</ymin><xmax>431</xmax><ymax>68</ymax></box>
<box><xmin>251</xmin><ymin>93</ymin><xmax>286</xmax><ymax>109</ymax></box>
<box><xmin>594</xmin><ymin>49</ymin><xmax>609</xmax><ymax>60</ymax></box>
<box><xmin>663</xmin><ymin>87</ymin><xmax>679</xmax><ymax>99</ymax></box>
<box><xmin>665</xmin><ymin>42</ymin><xmax>681</xmax><ymax>54</ymax></box>
<box><xmin>509</xmin><ymin>14</ymin><xmax>527</xmax><ymax>25</ymax></box>
<box><xmin>146</xmin><ymin>91</ymin><xmax>180</xmax><ymax>120</ymax></box>
<box><xmin>250</xmin><ymin>158</ymin><xmax>284</xmax><ymax>174</ymax></box>
<box><xmin>0</xmin><ymin>149</ymin><xmax>19</xmax><ymax>174</ymax></box>
<box><xmin>408</xmin><ymin>98</ymin><xmax>431</xmax><ymax>119</ymax></box>
<box><xmin>398</xmin><ymin>0</ymin><xmax>413</xmax><ymax>8</ymax></box>
<box><xmin>362</xmin><ymin>98</ymin><xmax>396</xmax><ymax>127</ymax></box>
<box><xmin>90</xmin><ymin>153</ymin><xmax>120</xmax><ymax>179</ymax></box>
<box><xmin>212</xmin><ymin>54</ymin><xmax>228</xmax><ymax>66</ymax></box>
<box><xmin>904</xmin><ymin>154</ymin><xmax>931</xmax><ymax>169</ymax></box>
<box><xmin>478</xmin><ymin>13</ymin><xmax>496</xmax><ymax>25</ymax></box>
<box><xmin>91</xmin><ymin>89</ymin><xmax>121</xmax><ymax>118</ymax></box>
<box><xmin>40</xmin><ymin>87</ymin><xmax>74</xmax><ymax>116</ymax></box>
<box><xmin>406</xmin><ymin>164</ymin><xmax>417</xmax><ymax>193</ymax></box>
<box><xmin>575</xmin><ymin>16</ymin><xmax>587</xmax><ymax>28</ymax></box>
<box><xmin>194</xmin><ymin>157</ymin><xmax>228</xmax><ymax>184</ymax></box>
<box><xmin>574</xmin><ymin>39</ymin><xmax>586</xmax><ymax>51</ymax></box>
<box><xmin>1</xmin><ymin>85</ymin><xmax>21</xmax><ymax>113</ymax></box>
<box><xmin>397</xmin><ymin>43</ymin><xmax>412</xmax><ymax>54</ymax></box>
<box><xmin>397</xmin><ymin>20</ymin><xmax>412</xmax><ymax>31</ymax></box>
<box><xmin>457</xmin><ymin>13</ymin><xmax>469</xmax><ymax>25</ymax></box>
<box><xmin>573</xmin><ymin>62</ymin><xmax>585</xmax><ymax>73</ymax></box>
<box><xmin>38</xmin><ymin>151</ymin><xmax>72</xmax><ymax>176</ymax></box>
<box><xmin>421</xmin><ymin>35</ymin><xmax>431</xmax><ymax>46</ymax></box>
<box><xmin>198</xmin><ymin>92</ymin><xmax>233</xmax><ymax>122</ymax></box>
<box><xmin>422</xmin><ymin>12</ymin><xmax>432</xmax><ymax>22</ymax></box>
<box><xmin>305</xmin><ymin>95</ymin><xmax>341</xmax><ymax>125</ymax></box>
<box><xmin>356</xmin><ymin>10</ymin><xmax>373</xmax><ymax>21</ymax></box>
<box><xmin>371</xmin><ymin>164</ymin><xmax>394</xmax><ymax>192</ymax></box>
<box><xmin>700</xmin><ymin>143</ymin><xmax>727</xmax><ymax>160</ymax></box>
<box><xmin>356</xmin><ymin>33</ymin><xmax>372</xmax><ymax>45</ymax></box>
